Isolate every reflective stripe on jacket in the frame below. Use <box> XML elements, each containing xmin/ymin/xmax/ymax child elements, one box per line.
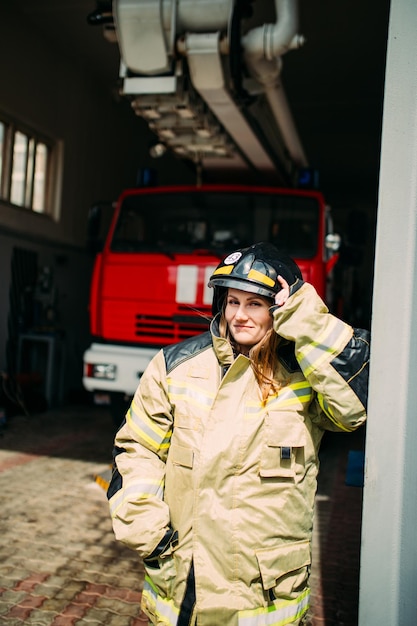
<box><xmin>108</xmin><ymin>283</ymin><xmax>369</xmax><ymax>626</ymax></box>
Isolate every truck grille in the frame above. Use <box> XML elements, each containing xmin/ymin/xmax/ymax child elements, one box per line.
<box><xmin>134</xmin><ymin>312</ymin><xmax>211</xmax><ymax>343</ymax></box>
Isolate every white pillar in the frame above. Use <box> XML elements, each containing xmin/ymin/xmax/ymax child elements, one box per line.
<box><xmin>359</xmin><ymin>1</ymin><xmax>417</xmax><ymax>624</ymax></box>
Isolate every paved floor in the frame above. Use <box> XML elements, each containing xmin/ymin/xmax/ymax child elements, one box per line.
<box><xmin>0</xmin><ymin>404</ymin><xmax>365</xmax><ymax>625</ymax></box>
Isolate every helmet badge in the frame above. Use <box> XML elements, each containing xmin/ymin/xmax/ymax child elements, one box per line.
<box><xmin>223</xmin><ymin>251</ymin><xmax>242</xmax><ymax>265</ymax></box>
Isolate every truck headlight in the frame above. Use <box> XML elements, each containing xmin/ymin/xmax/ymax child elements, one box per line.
<box><xmin>86</xmin><ymin>363</ymin><xmax>117</xmax><ymax>380</ymax></box>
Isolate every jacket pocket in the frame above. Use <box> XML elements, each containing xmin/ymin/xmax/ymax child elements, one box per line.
<box><xmin>260</xmin><ymin>412</ymin><xmax>306</xmax><ymax>479</ymax></box>
<box><xmin>168</xmin><ymin>442</ymin><xmax>194</xmax><ymax>468</ymax></box>
<box><xmin>256</xmin><ymin>539</ymin><xmax>311</xmax><ymax>598</ymax></box>
<box><xmin>143</xmin><ymin>552</ymin><xmax>177</xmax><ymax>601</ymax></box>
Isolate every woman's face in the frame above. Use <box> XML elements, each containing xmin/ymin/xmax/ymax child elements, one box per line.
<box><xmin>225</xmin><ymin>288</ymin><xmax>273</xmax><ymax>351</ymax></box>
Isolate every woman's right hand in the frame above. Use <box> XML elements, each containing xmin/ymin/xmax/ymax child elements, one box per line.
<box><xmin>275</xmin><ymin>275</ymin><xmax>290</xmax><ymax>307</ymax></box>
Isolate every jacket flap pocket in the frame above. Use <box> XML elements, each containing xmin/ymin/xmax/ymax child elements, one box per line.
<box><xmin>256</xmin><ymin>540</ymin><xmax>311</xmax><ymax>589</ymax></box>
<box><xmin>259</xmin><ymin>465</ymin><xmax>294</xmax><ymax>478</ymax></box>
<box><xmin>169</xmin><ymin>443</ymin><xmax>194</xmax><ymax>468</ymax></box>
<box><xmin>266</xmin><ymin>412</ymin><xmax>306</xmax><ymax>447</ymax></box>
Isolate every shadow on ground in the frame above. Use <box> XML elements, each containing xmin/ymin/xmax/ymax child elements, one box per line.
<box><xmin>0</xmin><ymin>404</ymin><xmax>117</xmax><ymax>464</ymax></box>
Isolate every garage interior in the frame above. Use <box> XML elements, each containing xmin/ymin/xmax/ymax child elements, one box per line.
<box><xmin>0</xmin><ymin>1</ymin><xmax>390</xmax><ymax>413</ymax></box>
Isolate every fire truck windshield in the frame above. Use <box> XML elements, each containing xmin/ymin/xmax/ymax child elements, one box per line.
<box><xmin>110</xmin><ymin>191</ymin><xmax>320</xmax><ymax>259</ymax></box>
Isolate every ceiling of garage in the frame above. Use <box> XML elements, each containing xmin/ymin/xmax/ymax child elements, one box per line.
<box><xmin>12</xmin><ymin>0</ymin><xmax>391</xmax><ymax>208</ymax></box>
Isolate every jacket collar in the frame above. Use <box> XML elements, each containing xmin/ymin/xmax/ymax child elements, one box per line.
<box><xmin>210</xmin><ymin>314</ymin><xmax>235</xmax><ymax>367</ymax></box>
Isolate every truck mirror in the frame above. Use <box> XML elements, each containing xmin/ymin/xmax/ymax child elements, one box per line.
<box><xmin>325</xmin><ymin>233</ymin><xmax>341</xmax><ymax>252</ymax></box>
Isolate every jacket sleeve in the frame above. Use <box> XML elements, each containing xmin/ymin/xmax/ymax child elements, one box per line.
<box><xmin>271</xmin><ymin>282</ymin><xmax>370</xmax><ymax>432</ymax></box>
<box><xmin>107</xmin><ymin>349</ymin><xmax>176</xmax><ymax>558</ymax></box>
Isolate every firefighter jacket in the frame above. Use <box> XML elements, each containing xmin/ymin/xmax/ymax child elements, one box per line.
<box><xmin>107</xmin><ymin>283</ymin><xmax>370</xmax><ymax>626</ymax></box>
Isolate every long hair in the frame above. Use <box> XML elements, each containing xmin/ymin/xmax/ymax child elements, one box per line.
<box><xmin>219</xmin><ymin>297</ymin><xmax>283</xmax><ymax>403</ymax></box>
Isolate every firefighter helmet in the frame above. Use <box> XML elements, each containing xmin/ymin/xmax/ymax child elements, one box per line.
<box><xmin>208</xmin><ymin>242</ymin><xmax>302</xmax><ymax>314</ymax></box>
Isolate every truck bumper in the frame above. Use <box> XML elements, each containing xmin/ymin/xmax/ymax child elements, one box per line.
<box><xmin>83</xmin><ymin>342</ymin><xmax>158</xmax><ymax>396</ymax></box>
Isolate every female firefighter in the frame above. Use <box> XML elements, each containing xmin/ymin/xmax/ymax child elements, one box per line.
<box><xmin>107</xmin><ymin>242</ymin><xmax>370</xmax><ymax>626</ymax></box>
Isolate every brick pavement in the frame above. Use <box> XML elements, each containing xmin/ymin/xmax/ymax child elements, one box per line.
<box><xmin>0</xmin><ymin>405</ymin><xmax>365</xmax><ymax>625</ymax></box>
<box><xmin>308</xmin><ymin>430</ymin><xmax>364</xmax><ymax>626</ymax></box>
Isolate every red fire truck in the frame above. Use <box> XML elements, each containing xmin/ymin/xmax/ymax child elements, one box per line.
<box><xmin>84</xmin><ymin>1</ymin><xmax>345</xmax><ymax>419</ymax></box>
<box><xmin>83</xmin><ymin>183</ymin><xmax>340</xmax><ymax>420</ymax></box>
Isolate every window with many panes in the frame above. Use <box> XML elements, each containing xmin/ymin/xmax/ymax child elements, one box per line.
<box><xmin>0</xmin><ymin>116</ymin><xmax>55</xmax><ymax>215</ymax></box>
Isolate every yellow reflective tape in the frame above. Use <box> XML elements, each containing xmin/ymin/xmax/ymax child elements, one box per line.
<box><xmin>213</xmin><ymin>265</ymin><xmax>234</xmax><ymax>275</ymax></box>
<box><xmin>247</xmin><ymin>268</ymin><xmax>275</xmax><ymax>287</ymax></box>
<box><xmin>317</xmin><ymin>393</ymin><xmax>351</xmax><ymax>432</ymax></box>
<box><xmin>142</xmin><ymin>577</ymin><xmax>179</xmax><ymax>625</ymax></box>
<box><xmin>127</xmin><ymin>403</ymin><xmax>172</xmax><ymax>451</ymax></box>
<box><xmin>109</xmin><ymin>481</ymin><xmax>165</xmax><ymax>518</ymax></box>
<box><xmin>238</xmin><ymin>587</ymin><xmax>310</xmax><ymax>625</ymax></box>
